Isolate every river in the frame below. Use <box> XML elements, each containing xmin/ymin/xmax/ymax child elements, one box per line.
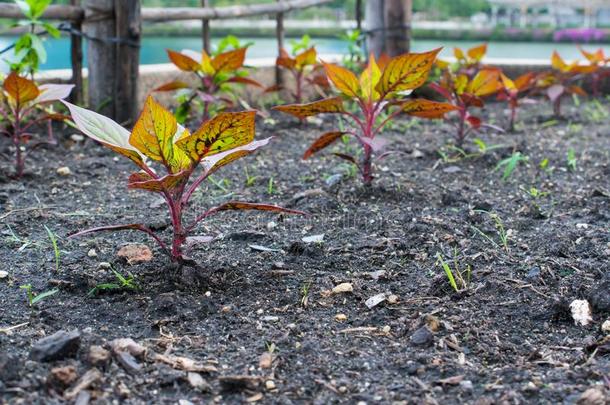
<box><xmin>0</xmin><ymin>35</ymin><xmax>608</xmax><ymax>71</ymax></box>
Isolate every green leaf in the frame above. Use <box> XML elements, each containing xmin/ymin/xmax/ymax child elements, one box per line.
<box><xmin>27</xmin><ymin>0</ymin><xmax>52</xmax><ymax>20</ymax></box>
<box><xmin>29</xmin><ymin>34</ymin><xmax>47</xmax><ymax>64</ymax></box>
<box><xmin>42</xmin><ymin>22</ymin><xmax>61</xmax><ymax>39</ymax></box>
<box><xmin>14</xmin><ymin>0</ymin><xmax>33</xmax><ymax>19</ymax></box>
<box><xmin>31</xmin><ymin>288</ymin><xmax>59</xmax><ymax>305</ymax></box>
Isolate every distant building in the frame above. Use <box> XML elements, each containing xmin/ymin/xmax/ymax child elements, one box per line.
<box><xmin>488</xmin><ymin>0</ymin><xmax>610</xmax><ymax>27</ymax></box>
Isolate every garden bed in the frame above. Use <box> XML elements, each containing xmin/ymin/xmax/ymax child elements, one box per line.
<box><xmin>0</xmin><ymin>99</ymin><xmax>609</xmax><ymax>404</ymax></box>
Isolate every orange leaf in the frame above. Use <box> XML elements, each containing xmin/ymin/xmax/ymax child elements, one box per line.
<box><xmin>567</xmin><ymin>85</ymin><xmax>586</xmax><ymax>96</ymax></box>
<box><xmin>323</xmin><ymin>62</ymin><xmax>360</xmax><ymax>98</ymax></box>
<box><xmin>468</xmin><ymin>69</ymin><xmax>500</xmax><ymax>97</ymax></box>
<box><xmin>295</xmin><ymin>47</ymin><xmax>317</xmax><ymax>70</ymax></box>
<box><xmin>467</xmin><ymin>44</ymin><xmax>487</xmax><ymax>62</ymax></box>
<box><xmin>276</xmin><ymin>48</ymin><xmax>296</xmax><ymax>69</ymax></box>
<box><xmin>3</xmin><ymin>72</ymin><xmax>40</xmax><ymax>105</ymax></box>
<box><xmin>273</xmin><ymin>97</ymin><xmax>345</xmax><ymax>119</ymax></box>
<box><xmin>303</xmin><ymin>131</ymin><xmax>345</xmax><ymax>159</ymax></box>
<box><xmin>212</xmin><ymin>47</ymin><xmax>246</xmax><ymax>73</ymax></box>
<box><xmin>154</xmin><ymin>81</ymin><xmax>190</xmax><ymax>92</ymax></box>
<box><xmin>401</xmin><ymin>99</ymin><xmax>458</xmax><ymax>119</ymax></box>
<box><xmin>551</xmin><ymin>51</ymin><xmax>568</xmax><ymax>72</ymax></box>
<box><xmin>377</xmin><ymin>53</ymin><xmax>391</xmax><ymax>71</ymax></box>
<box><xmin>167</xmin><ymin>49</ymin><xmax>200</xmax><ymax>72</ymax></box>
<box><xmin>513</xmin><ymin>72</ymin><xmax>535</xmax><ymax>91</ymax></box>
<box><xmin>376</xmin><ymin>48</ymin><xmax>441</xmax><ymax>96</ymax></box>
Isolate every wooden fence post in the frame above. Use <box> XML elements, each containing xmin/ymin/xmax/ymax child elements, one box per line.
<box><xmin>115</xmin><ymin>0</ymin><xmax>141</xmax><ymax>124</ymax></box>
<box><xmin>83</xmin><ymin>0</ymin><xmax>141</xmax><ymax>124</ymax></box>
<box><xmin>275</xmin><ymin>0</ymin><xmax>285</xmax><ymax>87</ymax></box>
<box><xmin>365</xmin><ymin>0</ymin><xmax>411</xmax><ymax>57</ymax></box>
<box><xmin>201</xmin><ymin>0</ymin><xmax>211</xmax><ymax>53</ymax></box>
<box><xmin>69</xmin><ymin>0</ymin><xmax>83</xmax><ymax>105</ymax></box>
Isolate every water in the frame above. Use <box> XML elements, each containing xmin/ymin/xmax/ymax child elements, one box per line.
<box><xmin>1</xmin><ymin>35</ymin><xmax>608</xmax><ymax>71</ymax></box>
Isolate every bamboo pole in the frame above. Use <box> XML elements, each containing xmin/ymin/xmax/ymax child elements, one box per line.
<box><xmin>275</xmin><ymin>0</ymin><xmax>285</xmax><ymax>87</ymax></box>
<box><xmin>0</xmin><ymin>4</ymin><xmax>83</xmax><ymax>20</ymax></box>
<box><xmin>141</xmin><ymin>0</ymin><xmax>331</xmax><ymax>21</ymax></box>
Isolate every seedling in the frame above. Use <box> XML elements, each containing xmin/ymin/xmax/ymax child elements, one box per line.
<box><xmin>300</xmin><ymin>281</ymin><xmax>312</xmax><ymax>307</ymax></box>
<box><xmin>497</xmin><ymin>72</ymin><xmax>535</xmax><ymax>131</ymax></box>
<box><xmin>495</xmin><ymin>151</ymin><xmax>528</xmax><ymax>181</ymax></box>
<box><xmin>274</xmin><ymin>49</ymin><xmax>457</xmax><ymax>184</ymax></box>
<box><xmin>430</xmin><ymin>68</ymin><xmax>501</xmax><ymax>147</ymax></box>
<box><xmin>566</xmin><ymin>148</ymin><xmax>577</xmax><ymax>172</ymax></box>
<box><xmin>579</xmin><ymin>47</ymin><xmax>609</xmax><ymax>96</ymax></box>
<box><xmin>435</xmin><ymin>251</ymin><xmax>471</xmax><ymax>292</ymax></box>
<box><xmin>275</xmin><ymin>40</ymin><xmax>329</xmax><ymax>103</ymax></box>
<box><xmin>1</xmin><ymin>72</ymin><xmax>73</xmax><ymax>177</ymax></box>
<box><xmin>6</xmin><ymin>0</ymin><xmax>61</xmax><ymax>76</ymax></box>
<box><xmin>88</xmin><ymin>269</ymin><xmax>139</xmax><ymax>296</ymax></box>
<box><xmin>583</xmin><ymin>99</ymin><xmax>609</xmax><ymax>123</ymax></box>
<box><xmin>535</xmin><ymin>51</ymin><xmax>596</xmax><ymax>117</ymax></box>
<box><xmin>340</xmin><ymin>29</ymin><xmax>365</xmax><ymax>72</ymax></box>
<box><xmin>156</xmin><ymin>45</ymin><xmax>261</xmax><ymax>122</ymax></box>
<box><xmin>20</xmin><ymin>284</ymin><xmax>58</xmax><ymax>307</ymax></box>
<box><xmin>520</xmin><ymin>186</ymin><xmax>553</xmax><ymax>218</ymax></box>
<box><xmin>244</xmin><ymin>166</ymin><xmax>257</xmax><ymax>187</ymax></box>
<box><xmin>64</xmin><ymin>96</ymin><xmax>302</xmax><ymax>265</ymax></box>
<box><xmin>471</xmin><ymin>210</ymin><xmax>510</xmax><ymax>252</ymax></box>
<box><xmin>44</xmin><ymin>225</ymin><xmax>60</xmax><ymax>272</ymax></box>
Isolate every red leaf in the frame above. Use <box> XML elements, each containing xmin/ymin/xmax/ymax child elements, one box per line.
<box><xmin>466</xmin><ymin>115</ymin><xmax>482</xmax><ymax>128</ymax></box>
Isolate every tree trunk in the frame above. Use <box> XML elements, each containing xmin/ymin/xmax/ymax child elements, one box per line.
<box><xmin>365</xmin><ymin>0</ymin><xmax>411</xmax><ymax>58</ymax></box>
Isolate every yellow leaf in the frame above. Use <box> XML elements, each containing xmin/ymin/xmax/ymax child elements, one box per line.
<box><xmin>401</xmin><ymin>99</ymin><xmax>458</xmax><ymax>119</ymax></box>
<box><xmin>212</xmin><ymin>48</ymin><xmax>246</xmax><ymax>73</ymax></box>
<box><xmin>359</xmin><ymin>54</ymin><xmax>381</xmax><ymax>101</ymax></box>
<box><xmin>323</xmin><ymin>62</ymin><xmax>360</xmax><ymax>98</ymax></box>
<box><xmin>167</xmin><ymin>49</ymin><xmax>201</xmax><ymax>72</ymax></box>
<box><xmin>455</xmin><ymin>74</ymin><xmax>469</xmax><ymax>95</ymax></box>
<box><xmin>196</xmin><ymin>50</ymin><xmax>214</xmax><ymax>75</ymax></box>
<box><xmin>468</xmin><ymin>69</ymin><xmax>500</xmax><ymax>97</ymax></box>
<box><xmin>295</xmin><ymin>47</ymin><xmax>317</xmax><ymax>70</ymax></box>
<box><xmin>130</xmin><ymin>96</ymin><xmax>191</xmax><ymax>172</ymax></box>
<box><xmin>3</xmin><ymin>72</ymin><xmax>40</xmax><ymax>105</ymax></box>
<box><xmin>376</xmin><ymin>48</ymin><xmax>441</xmax><ymax>96</ymax></box>
<box><xmin>454</xmin><ymin>47</ymin><xmax>465</xmax><ymax>61</ymax></box>
<box><xmin>176</xmin><ymin>111</ymin><xmax>256</xmax><ymax>161</ymax></box>
<box><xmin>500</xmin><ymin>73</ymin><xmax>516</xmax><ymax>91</ymax></box>
<box><xmin>273</xmin><ymin>97</ymin><xmax>345</xmax><ymax>119</ymax></box>
<box><xmin>551</xmin><ymin>51</ymin><xmax>568</xmax><ymax>72</ymax></box>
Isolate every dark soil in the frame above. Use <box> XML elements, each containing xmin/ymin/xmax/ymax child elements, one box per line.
<box><xmin>1</xmin><ymin>99</ymin><xmax>609</xmax><ymax>404</ymax></box>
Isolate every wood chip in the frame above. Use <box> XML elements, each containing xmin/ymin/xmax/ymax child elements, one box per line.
<box><xmin>153</xmin><ymin>353</ymin><xmax>217</xmax><ymax>373</ymax></box>
<box><xmin>64</xmin><ymin>368</ymin><xmax>103</xmax><ymax>400</ymax></box>
<box><xmin>331</xmin><ymin>282</ymin><xmax>353</xmax><ymax>294</ymax></box>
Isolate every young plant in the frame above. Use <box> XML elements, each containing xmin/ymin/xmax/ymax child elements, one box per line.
<box><xmin>579</xmin><ymin>47</ymin><xmax>609</xmax><ymax>96</ymax></box>
<box><xmin>6</xmin><ymin>0</ymin><xmax>61</xmax><ymax>76</ymax></box>
<box><xmin>0</xmin><ymin>72</ymin><xmax>73</xmax><ymax>177</ymax></box>
<box><xmin>274</xmin><ymin>49</ymin><xmax>457</xmax><ymax>184</ymax></box>
<box><xmin>20</xmin><ymin>284</ymin><xmax>58</xmax><ymax>307</ymax></box>
<box><xmin>436</xmin><ymin>43</ymin><xmax>487</xmax><ymax>76</ymax></box>
<box><xmin>340</xmin><ymin>29</ymin><xmax>365</xmax><ymax>72</ymax></box>
<box><xmin>63</xmin><ymin>96</ymin><xmax>302</xmax><ymax>264</ymax></box>
<box><xmin>430</xmin><ymin>68</ymin><xmax>501</xmax><ymax>147</ymax></box>
<box><xmin>44</xmin><ymin>225</ymin><xmax>60</xmax><ymax>272</ymax></box>
<box><xmin>435</xmin><ymin>251</ymin><xmax>471</xmax><ymax>292</ymax></box>
<box><xmin>276</xmin><ymin>45</ymin><xmax>329</xmax><ymax>103</ymax></box>
<box><xmin>566</xmin><ymin>148</ymin><xmax>577</xmax><ymax>172</ymax></box>
<box><xmin>535</xmin><ymin>51</ymin><xmax>597</xmax><ymax>117</ymax></box>
<box><xmin>156</xmin><ymin>46</ymin><xmax>261</xmax><ymax>122</ymax></box>
<box><xmin>88</xmin><ymin>269</ymin><xmax>139</xmax><ymax>296</ymax></box>
<box><xmin>495</xmin><ymin>151</ymin><xmax>528</xmax><ymax>181</ymax></box>
<box><xmin>497</xmin><ymin>72</ymin><xmax>535</xmax><ymax>131</ymax></box>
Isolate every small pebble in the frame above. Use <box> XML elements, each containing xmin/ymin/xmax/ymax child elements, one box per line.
<box><xmin>70</xmin><ymin>134</ymin><xmax>84</xmax><ymax>142</ymax></box>
<box><xmin>87</xmin><ymin>249</ymin><xmax>97</xmax><ymax>258</ymax></box>
<box><xmin>387</xmin><ymin>294</ymin><xmax>399</xmax><ymax>304</ymax></box>
<box><xmin>265</xmin><ymin>380</ymin><xmax>276</xmax><ymax>390</ymax></box>
<box><xmin>0</xmin><ymin>270</ymin><xmax>8</xmax><ymax>279</ymax></box>
<box><xmin>602</xmin><ymin>320</ymin><xmax>610</xmax><ymax>333</ymax></box>
<box><xmin>56</xmin><ymin>166</ymin><xmax>72</xmax><ymax>176</ymax></box>
<box><xmin>98</xmin><ymin>262</ymin><xmax>111</xmax><ymax>269</ymax></box>
<box><xmin>335</xmin><ymin>313</ymin><xmax>347</xmax><ymax>322</ymax></box>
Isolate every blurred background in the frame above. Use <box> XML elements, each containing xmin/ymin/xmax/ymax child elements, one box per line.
<box><xmin>1</xmin><ymin>0</ymin><xmax>609</xmax><ymax>70</ymax></box>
